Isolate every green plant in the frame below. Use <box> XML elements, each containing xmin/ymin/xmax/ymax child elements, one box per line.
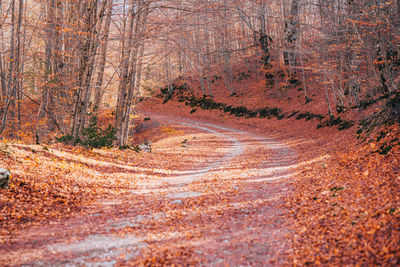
<box><xmin>119</xmin><ymin>145</ymin><xmax>129</xmax><ymax>150</ymax></box>
<box><xmin>132</xmin><ymin>145</ymin><xmax>142</xmax><ymax>152</ymax></box>
<box><xmin>55</xmin><ymin>134</ymin><xmax>75</xmax><ymax>144</ymax></box>
<box><xmin>338</xmin><ymin>120</ymin><xmax>355</xmax><ymax>130</ymax></box>
<box><xmin>376</xmin><ymin>137</ymin><xmax>399</xmax><ymax>155</ymax></box>
<box><xmin>258</xmin><ymin>107</ymin><xmax>283</xmax><ymax>119</ymax></box>
<box><xmin>297</xmin><ymin>112</ymin><xmax>324</xmax><ymax>121</ymax></box>
<box><xmin>287</xmin><ymin>111</ymin><xmax>299</xmax><ymax>118</ymax></box>
<box><xmin>330</xmin><ymin>186</ymin><xmax>344</xmax><ymax>197</ymax></box>
<box><xmin>56</xmin><ymin>116</ymin><xmax>116</xmax><ymax>149</ymax></box>
<box><xmin>229</xmin><ymin>106</ymin><xmax>252</xmax><ymax>117</ymax></box>
<box><xmin>80</xmin><ymin>116</ymin><xmax>116</xmax><ymax>148</ymax></box>
<box><xmin>359</xmin><ymin>91</ymin><xmax>400</xmax><ymax>135</ymax></box>
<box><xmin>376</xmin><ymin>131</ymin><xmax>387</xmax><ymax>142</ymax></box>
<box><xmin>317</xmin><ymin>116</ymin><xmax>355</xmax><ymax>130</ymax></box>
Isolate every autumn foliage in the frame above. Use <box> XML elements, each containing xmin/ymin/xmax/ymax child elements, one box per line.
<box><xmin>286</xmin><ymin>125</ymin><xmax>400</xmax><ymax>265</ymax></box>
<box><xmin>138</xmin><ymin>91</ymin><xmax>400</xmax><ymax>265</ymax></box>
<box><xmin>0</xmin><ymin>144</ymin><xmax>99</xmax><ymax>242</ymax></box>
<box><xmin>0</xmin><ymin>0</ymin><xmax>399</xmax><ymax>265</ymax></box>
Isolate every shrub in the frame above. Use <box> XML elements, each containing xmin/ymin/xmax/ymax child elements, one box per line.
<box><xmin>56</xmin><ymin>116</ymin><xmax>116</xmax><ymax>149</ymax></box>
<box><xmin>197</xmin><ymin>97</ymin><xmax>224</xmax><ymax>110</ymax></box>
<box><xmin>317</xmin><ymin>116</ymin><xmax>355</xmax><ymax>130</ymax></box>
<box><xmin>338</xmin><ymin>120</ymin><xmax>355</xmax><ymax>130</ymax></box>
<box><xmin>259</xmin><ymin>107</ymin><xmax>282</xmax><ymax>119</ymax></box>
<box><xmin>287</xmin><ymin>111</ymin><xmax>299</xmax><ymax>118</ymax></box>
<box><xmin>230</xmin><ymin>106</ymin><xmax>253</xmax><ymax>117</ymax></box>
<box><xmin>55</xmin><ymin>134</ymin><xmax>75</xmax><ymax>144</ymax></box>
<box><xmin>296</xmin><ymin>112</ymin><xmax>324</xmax><ymax>121</ymax></box>
<box><xmin>80</xmin><ymin>116</ymin><xmax>116</xmax><ymax>148</ymax></box>
<box><xmin>360</xmin><ymin>91</ymin><xmax>400</xmax><ymax>134</ymax></box>
<box><xmin>223</xmin><ymin>105</ymin><xmax>232</xmax><ymax>113</ymax></box>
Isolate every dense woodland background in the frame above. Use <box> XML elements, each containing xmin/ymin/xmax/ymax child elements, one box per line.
<box><xmin>0</xmin><ymin>0</ymin><xmax>399</xmax><ymax>146</ymax></box>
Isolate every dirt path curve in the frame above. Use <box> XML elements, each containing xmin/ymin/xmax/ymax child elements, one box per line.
<box><xmin>2</xmin><ymin>115</ymin><xmax>297</xmax><ymax>266</ymax></box>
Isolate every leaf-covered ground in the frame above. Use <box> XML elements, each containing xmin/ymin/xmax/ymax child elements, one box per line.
<box><xmin>0</xmin><ymin>115</ymin><xmax>296</xmax><ymax>265</ymax></box>
<box><xmin>0</xmin><ymin>122</ymin><xmax>228</xmax><ymax>243</ymax></box>
<box><xmin>0</xmin><ymin>94</ymin><xmax>399</xmax><ymax>265</ymax></box>
<box><xmin>139</xmin><ymin>96</ymin><xmax>400</xmax><ymax>265</ymax></box>
<box><xmin>286</xmin><ymin>125</ymin><xmax>400</xmax><ymax>265</ymax></box>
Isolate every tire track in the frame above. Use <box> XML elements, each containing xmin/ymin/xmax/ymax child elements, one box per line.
<box><xmin>4</xmin><ymin>115</ymin><xmax>297</xmax><ymax>266</ymax></box>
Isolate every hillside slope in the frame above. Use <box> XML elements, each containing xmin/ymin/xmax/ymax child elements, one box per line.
<box><xmin>138</xmin><ymin>89</ymin><xmax>400</xmax><ymax>265</ymax></box>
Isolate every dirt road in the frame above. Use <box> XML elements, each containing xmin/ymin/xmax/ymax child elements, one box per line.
<box><xmin>1</xmin><ymin>115</ymin><xmax>297</xmax><ymax>266</ymax></box>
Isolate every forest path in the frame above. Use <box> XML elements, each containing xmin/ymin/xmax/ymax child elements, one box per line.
<box><xmin>2</xmin><ymin>114</ymin><xmax>297</xmax><ymax>266</ymax></box>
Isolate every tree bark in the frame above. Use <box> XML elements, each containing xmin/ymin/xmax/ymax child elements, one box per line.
<box><xmin>0</xmin><ymin>0</ymin><xmax>17</xmax><ymax>137</ymax></box>
<box><xmin>284</xmin><ymin>0</ymin><xmax>299</xmax><ymax>85</ymax></box>
<box><xmin>71</xmin><ymin>0</ymin><xmax>106</xmax><ymax>139</ymax></box>
<box><xmin>93</xmin><ymin>0</ymin><xmax>113</xmax><ymax>114</ymax></box>
<box><xmin>115</xmin><ymin>0</ymin><xmax>137</xmax><ymax>146</ymax></box>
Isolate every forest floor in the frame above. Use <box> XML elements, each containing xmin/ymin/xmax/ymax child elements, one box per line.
<box><xmin>0</xmin><ymin>92</ymin><xmax>399</xmax><ymax>265</ymax></box>
<box><xmin>138</xmin><ymin>93</ymin><xmax>399</xmax><ymax>265</ymax></box>
<box><xmin>1</xmin><ymin>112</ymin><xmax>297</xmax><ymax>266</ymax></box>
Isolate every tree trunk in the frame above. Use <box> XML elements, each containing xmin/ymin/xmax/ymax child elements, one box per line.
<box><xmin>15</xmin><ymin>0</ymin><xmax>24</xmax><ymax>139</ymax></box>
<box><xmin>93</xmin><ymin>0</ymin><xmax>113</xmax><ymax>113</ymax></box>
<box><xmin>0</xmin><ymin>0</ymin><xmax>17</xmax><ymax>137</ymax></box>
<box><xmin>120</xmin><ymin>8</ymin><xmax>148</xmax><ymax>146</ymax></box>
<box><xmin>115</xmin><ymin>0</ymin><xmax>138</xmax><ymax>147</ymax></box>
<box><xmin>283</xmin><ymin>0</ymin><xmax>299</xmax><ymax>85</ymax></box>
<box><xmin>71</xmin><ymin>0</ymin><xmax>106</xmax><ymax>139</ymax></box>
<box><xmin>36</xmin><ymin>0</ymin><xmax>57</xmax><ymax>142</ymax></box>
<box><xmin>298</xmin><ymin>32</ymin><xmax>309</xmax><ymax>102</ymax></box>
<box><xmin>258</xmin><ymin>1</ymin><xmax>274</xmax><ymax>90</ymax></box>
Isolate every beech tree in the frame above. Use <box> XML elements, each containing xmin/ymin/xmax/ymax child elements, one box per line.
<box><xmin>0</xmin><ymin>0</ymin><xmax>398</xmax><ymax>145</ymax></box>
<box><xmin>0</xmin><ymin>0</ymin><xmax>25</xmax><ymax>138</ymax></box>
<box><xmin>115</xmin><ymin>0</ymin><xmax>149</xmax><ymax>147</ymax></box>
<box><xmin>283</xmin><ymin>0</ymin><xmax>299</xmax><ymax>85</ymax></box>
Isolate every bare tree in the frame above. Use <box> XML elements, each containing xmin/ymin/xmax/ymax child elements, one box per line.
<box><xmin>93</xmin><ymin>0</ymin><xmax>114</xmax><ymax>114</ymax></box>
<box><xmin>115</xmin><ymin>0</ymin><xmax>149</xmax><ymax>147</ymax></box>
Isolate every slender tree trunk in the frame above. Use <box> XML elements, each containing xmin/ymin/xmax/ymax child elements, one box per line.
<box><xmin>0</xmin><ymin>1</ymin><xmax>5</xmax><ymax>100</ymax></box>
<box><xmin>36</xmin><ymin>0</ymin><xmax>56</xmax><ymax>142</ymax></box>
<box><xmin>298</xmin><ymin>32</ymin><xmax>309</xmax><ymax>102</ymax></box>
<box><xmin>0</xmin><ymin>0</ymin><xmax>16</xmax><ymax>137</ymax></box>
<box><xmin>115</xmin><ymin>0</ymin><xmax>137</xmax><ymax>147</ymax></box>
<box><xmin>203</xmin><ymin>9</ymin><xmax>213</xmax><ymax>97</ymax></box>
<box><xmin>323</xmin><ymin>51</ymin><xmax>333</xmax><ymax>118</ymax></box>
<box><xmin>165</xmin><ymin>57</ymin><xmax>173</xmax><ymax>95</ymax></box>
<box><xmin>258</xmin><ymin>1</ymin><xmax>274</xmax><ymax>90</ymax></box>
<box><xmin>93</xmin><ymin>0</ymin><xmax>113</xmax><ymax>113</ymax></box>
<box><xmin>284</xmin><ymin>0</ymin><xmax>299</xmax><ymax>85</ymax></box>
<box><xmin>223</xmin><ymin>52</ymin><xmax>235</xmax><ymax>94</ymax></box>
<box><xmin>121</xmin><ymin>9</ymin><xmax>148</xmax><ymax>145</ymax></box>
<box><xmin>71</xmin><ymin>0</ymin><xmax>106</xmax><ymax>139</ymax></box>
<box><xmin>15</xmin><ymin>0</ymin><xmax>24</xmax><ymax>139</ymax></box>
